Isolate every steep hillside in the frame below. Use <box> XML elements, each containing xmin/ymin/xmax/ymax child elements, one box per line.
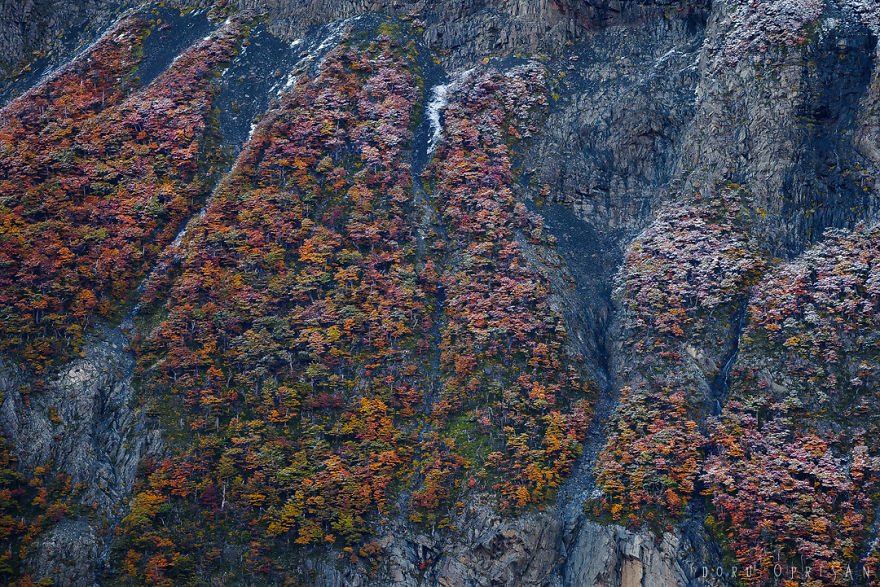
<box><xmin>0</xmin><ymin>1</ymin><xmax>878</xmax><ymax>586</ymax></box>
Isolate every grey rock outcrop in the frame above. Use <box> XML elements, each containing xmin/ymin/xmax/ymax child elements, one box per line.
<box><xmin>27</xmin><ymin>520</ymin><xmax>100</xmax><ymax>587</ymax></box>
<box><xmin>678</xmin><ymin>0</ymin><xmax>880</xmax><ymax>255</ymax></box>
<box><xmin>295</xmin><ymin>505</ymin><xmax>722</xmax><ymax>586</ymax></box>
<box><xmin>0</xmin><ymin>326</ymin><xmax>158</xmax><ymax>585</ymax></box>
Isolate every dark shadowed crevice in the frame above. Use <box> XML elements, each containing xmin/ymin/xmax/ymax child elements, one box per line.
<box><xmin>707</xmin><ymin>300</ymin><xmax>748</xmax><ymax>416</ymax></box>
<box><xmin>133</xmin><ymin>8</ymin><xmax>216</xmax><ymax>88</ymax></box>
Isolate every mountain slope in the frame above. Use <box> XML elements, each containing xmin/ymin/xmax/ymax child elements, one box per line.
<box><xmin>0</xmin><ymin>1</ymin><xmax>878</xmax><ymax>585</ymax></box>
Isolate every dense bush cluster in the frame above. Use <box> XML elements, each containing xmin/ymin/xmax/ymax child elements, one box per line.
<box><xmin>426</xmin><ymin>63</ymin><xmax>591</xmax><ymax>512</ymax></box>
<box><xmin>0</xmin><ymin>15</ymin><xmax>243</xmax><ymax>369</ymax></box>
<box><xmin>594</xmin><ymin>189</ymin><xmax>767</xmax><ymax>528</ymax></box>
<box><xmin>613</xmin><ymin>192</ymin><xmax>766</xmax><ymax>348</ymax></box>
<box><xmin>0</xmin><ymin>435</ymin><xmax>79</xmax><ymax>583</ymax></box>
<box><xmin>0</xmin><ymin>16</ymin><xmax>244</xmax><ymax>585</ymax></box>
<box><xmin>703</xmin><ymin>226</ymin><xmax>880</xmax><ymax>585</ymax></box>
<box><xmin>117</xmin><ymin>33</ymin><xmax>427</xmax><ymax>584</ymax></box>
<box><xmin>593</xmin><ymin>189</ymin><xmax>880</xmax><ymax>582</ymax></box>
<box><xmin>111</xmin><ymin>31</ymin><xmax>592</xmax><ymax>580</ymax></box>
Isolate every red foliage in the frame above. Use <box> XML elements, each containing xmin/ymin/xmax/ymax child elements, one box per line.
<box><xmin>703</xmin><ymin>226</ymin><xmax>880</xmax><ymax>585</ymax></box>
<box><xmin>426</xmin><ymin>64</ymin><xmax>592</xmax><ymax>510</ymax></box>
<box><xmin>595</xmin><ymin>188</ymin><xmax>767</xmax><ymax>527</ymax></box>
<box><xmin>116</xmin><ymin>38</ymin><xmax>593</xmax><ymax>583</ymax></box>
<box><xmin>118</xmin><ymin>34</ymin><xmax>429</xmax><ymax>582</ymax></box>
<box><xmin>0</xmin><ymin>17</ymin><xmax>244</xmax><ymax>368</ymax></box>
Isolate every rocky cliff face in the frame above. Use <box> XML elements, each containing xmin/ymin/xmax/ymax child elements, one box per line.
<box><xmin>0</xmin><ymin>326</ymin><xmax>159</xmax><ymax>584</ymax></box>
<box><xmin>0</xmin><ymin>1</ymin><xmax>878</xmax><ymax>586</ymax></box>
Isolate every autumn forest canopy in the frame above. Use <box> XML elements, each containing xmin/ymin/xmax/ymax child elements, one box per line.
<box><xmin>0</xmin><ymin>3</ymin><xmax>878</xmax><ymax>586</ymax></box>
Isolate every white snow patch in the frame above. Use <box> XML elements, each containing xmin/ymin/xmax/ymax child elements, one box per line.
<box><xmin>315</xmin><ymin>19</ymin><xmax>348</xmax><ymax>56</ymax></box>
<box><xmin>425</xmin><ymin>68</ymin><xmax>475</xmax><ymax>155</ymax></box>
<box><xmin>283</xmin><ymin>74</ymin><xmax>299</xmax><ymax>92</ymax></box>
<box><xmin>426</xmin><ymin>83</ymin><xmax>450</xmax><ymax>155</ymax></box>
